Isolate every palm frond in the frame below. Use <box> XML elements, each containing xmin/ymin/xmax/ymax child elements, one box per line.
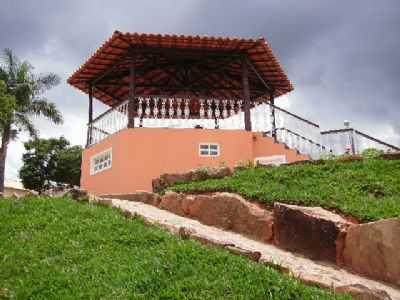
<box><xmin>27</xmin><ymin>99</ymin><xmax>63</xmax><ymax>124</ymax></box>
<box><xmin>34</xmin><ymin>73</ymin><xmax>60</xmax><ymax>94</ymax></box>
<box><xmin>2</xmin><ymin>48</ymin><xmax>18</xmax><ymax>84</ymax></box>
<box><xmin>16</xmin><ymin>61</ymin><xmax>33</xmax><ymax>84</ymax></box>
<box><xmin>14</xmin><ymin>113</ymin><xmax>38</xmax><ymax>139</ymax></box>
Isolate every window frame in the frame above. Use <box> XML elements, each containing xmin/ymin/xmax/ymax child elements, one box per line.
<box><xmin>199</xmin><ymin>143</ymin><xmax>220</xmax><ymax>157</ymax></box>
<box><xmin>90</xmin><ymin>148</ymin><xmax>113</xmax><ymax>175</ymax></box>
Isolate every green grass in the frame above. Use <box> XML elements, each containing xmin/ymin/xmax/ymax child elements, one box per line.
<box><xmin>0</xmin><ymin>197</ymin><xmax>350</xmax><ymax>299</ymax></box>
<box><xmin>168</xmin><ymin>159</ymin><xmax>400</xmax><ymax>222</ymax></box>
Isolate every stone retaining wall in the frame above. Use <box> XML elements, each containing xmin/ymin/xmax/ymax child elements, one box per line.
<box><xmin>111</xmin><ymin>190</ymin><xmax>400</xmax><ymax>288</ymax></box>
<box><xmin>152</xmin><ymin>166</ymin><xmax>232</xmax><ymax>192</ymax></box>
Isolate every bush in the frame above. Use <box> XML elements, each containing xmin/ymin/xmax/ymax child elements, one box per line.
<box><xmin>361</xmin><ymin>148</ymin><xmax>383</xmax><ymax>159</ymax></box>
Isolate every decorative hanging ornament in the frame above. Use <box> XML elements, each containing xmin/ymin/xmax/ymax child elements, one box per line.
<box><xmin>153</xmin><ymin>97</ymin><xmax>159</xmax><ymax>118</ymax></box>
<box><xmin>145</xmin><ymin>97</ymin><xmax>151</xmax><ymax>118</ymax></box>
<box><xmin>199</xmin><ymin>99</ymin><xmax>205</xmax><ymax>119</ymax></box>
<box><xmin>137</xmin><ymin>97</ymin><xmax>143</xmax><ymax>117</ymax></box>
<box><xmin>168</xmin><ymin>98</ymin><xmax>174</xmax><ymax>118</ymax></box>
<box><xmin>229</xmin><ymin>99</ymin><xmax>235</xmax><ymax>116</ymax></box>
<box><xmin>161</xmin><ymin>98</ymin><xmax>167</xmax><ymax>119</ymax></box>
<box><xmin>176</xmin><ymin>98</ymin><xmax>182</xmax><ymax>118</ymax></box>
<box><xmin>184</xmin><ymin>99</ymin><xmax>190</xmax><ymax>119</ymax></box>
<box><xmin>222</xmin><ymin>99</ymin><xmax>228</xmax><ymax>119</ymax></box>
<box><xmin>214</xmin><ymin>99</ymin><xmax>220</xmax><ymax>119</ymax></box>
<box><xmin>207</xmin><ymin>99</ymin><xmax>213</xmax><ymax>119</ymax></box>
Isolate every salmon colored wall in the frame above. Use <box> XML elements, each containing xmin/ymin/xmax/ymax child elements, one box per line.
<box><xmin>81</xmin><ymin>128</ymin><xmax>308</xmax><ymax>195</ymax></box>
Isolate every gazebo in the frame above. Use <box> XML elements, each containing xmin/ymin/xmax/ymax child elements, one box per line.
<box><xmin>68</xmin><ymin>31</ymin><xmax>309</xmax><ymax>195</ymax></box>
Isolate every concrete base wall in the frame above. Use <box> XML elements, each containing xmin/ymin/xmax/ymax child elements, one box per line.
<box><xmin>81</xmin><ymin>128</ymin><xmax>307</xmax><ymax>195</ymax></box>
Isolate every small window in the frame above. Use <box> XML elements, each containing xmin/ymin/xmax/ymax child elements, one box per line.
<box><xmin>90</xmin><ymin>148</ymin><xmax>112</xmax><ymax>175</ymax></box>
<box><xmin>199</xmin><ymin>143</ymin><xmax>220</xmax><ymax>157</ymax></box>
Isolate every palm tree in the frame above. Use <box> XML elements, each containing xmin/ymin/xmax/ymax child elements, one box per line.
<box><xmin>0</xmin><ymin>48</ymin><xmax>63</xmax><ymax>194</ymax></box>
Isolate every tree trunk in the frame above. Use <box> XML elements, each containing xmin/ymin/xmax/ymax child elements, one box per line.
<box><xmin>0</xmin><ymin>126</ymin><xmax>11</xmax><ymax>195</ymax></box>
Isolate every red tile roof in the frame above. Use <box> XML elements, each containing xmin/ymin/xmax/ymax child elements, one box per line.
<box><xmin>68</xmin><ymin>31</ymin><xmax>293</xmax><ymax>106</ymax></box>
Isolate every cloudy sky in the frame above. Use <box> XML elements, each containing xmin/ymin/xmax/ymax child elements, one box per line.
<box><xmin>1</xmin><ymin>0</ymin><xmax>399</xmax><ymax>180</ymax></box>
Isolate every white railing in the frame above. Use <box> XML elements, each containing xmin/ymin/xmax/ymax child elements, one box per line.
<box><xmin>321</xmin><ymin>128</ymin><xmax>400</xmax><ymax>155</ymax></box>
<box><xmin>87</xmin><ymin>96</ymin><xmax>400</xmax><ymax>160</ymax></box>
<box><xmin>89</xmin><ymin>100</ymin><xmax>128</xmax><ymax>145</ymax></box>
<box><xmin>86</xmin><ymin>96</ymin><xmax>333</xmax><ymax>161</ymax></box>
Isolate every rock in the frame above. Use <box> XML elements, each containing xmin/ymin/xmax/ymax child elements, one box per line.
<box><xmin>335</xmin><ymin>284</ymin><xmax>392</xmax><ymax>300</ymax></box>
<box><xmin>273</xmin><ymin>203</ymin><xmax>353</xmax><ymax>263</ymax></box>
<box><xmin>104</xmin><ymin>191</ymin><xmax>161</xmax><ymax>207</ymax></box>
<box><xmin>152</xmin><ymin>177</ymin><xmax>163</xmax><ymax>193</ymax></box>
<box><xmin>338</xmin><ymin>155</ymin><xmax>363</xmax><ymax>162</ymax></box>
<box><xmin>98</xmin><ymin>198</ymin><xmax>113</xmax><ymax>207</ymax></box>
<box><xmin>160</xmin><ymin>172</ymin><xmax>190</xmax><ymax>186</ymax></box>
<box><xmin>181</xmin><ymin>195</ymin><xmax>195</xmax><ymax>215</ymax></box>
<box><xmin>286</xmin><ymin>160</ymin><xmax>314</xmax><ymax>166</ymax></box>
<box><xmin>208</xmin><ymin>166</ymin><xmax>232</xmax><ymax>179</ymax></box>
<box><xmin>298</xmin><ymin>273</ymin><xmax>331</xmax><ymax>289</ymax></box>
<box><xmin>10</xmin><ymin>192</ymin><xmax>21</xmax><ymax>199</ymax></box>
<box><xmin>189</xmin><ymin>168</ymin><xmax>209</xmax><ymax>181</ymax></box>
<box><xmin>41</xmin><ymin>187</ymin><xmax>87</xmax><ymax>201</ymax></box>
<box><xmin>261</xmin><ymin>259</ymin><xmax>290</xmax><ymax>274</ymax></box>
<box><xmin>233</xmin><ymin>165</ymin><xmax>247</xmax><ymax>172</ymax></box>
<box><xmin>159</xmin><ymin>192</ymin><xmax>187</xmax><ymax>216</ymax></box>
<box><xmin>178</xmin><ymin>226</ymin><xmax>195</xmax><ymax>239</ymax></box>
<box><xmin>65</xmin><ymin>188</ymin><xmax>89</xmax><ymax>202</ymax></box>
<box><xmin>122</xmin><ymin>209</ymin><xmax>134</xmax><ymax>219</ymax></box>
<box><xmin>88</xmin><ymin>193</ymin><xmax>102</xmax><ymax>203</ymax></box>
<box><xmin>188</xmin><ymin>193</ymin><xmax>274</xmax><ymax>243</ymax></box>
<box><xmin>380</xmin><ymin>152</ymin><xmax>400</xmax><ymax>160</ymax></box>
<box><xmin>342</xmin><ymin>218</ymin><xmax>400</xmax><ymax>286</ymax></box>
<box><xmin>42</xmin><ymin>186</ymin><xmax>68</xmax><ymax>197</ymax></box>
<box><xmin>232</xmin><ymin>204</ymin><xmax>274</xmax><ymax>243</ymax></box>
<box><xmin>224</xmin><ymin>245</ymin><xmax>261</xmax><ymax>261</ymax></box>
<box><xmin>190</xmin><ymin>232</ymin><xmax>233</xmax><ymax>248</ymax></box>
<box><xmin>151</xmin><ymin>167</ymin><xmax>232</xmax><ymax>193</ymax></box>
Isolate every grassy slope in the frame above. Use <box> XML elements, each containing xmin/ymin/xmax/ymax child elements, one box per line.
<box><xmin>169</xmin><ymin>159</ymin><xmax>400</xmax><ymax>222</ymax></box>
<box><xmin>0</xmin><ymin>198</ymin><xmax>349</xmax><ymax>299</ymax></box>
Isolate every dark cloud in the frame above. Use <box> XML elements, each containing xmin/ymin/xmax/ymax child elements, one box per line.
<box><xmin>180</xmin><ymin>0</ymin><xmax>400</xmax><ymax>136</ymax></box>
<box><xmin>1</xmin><ymin>0</ymin><xmax>399</xmax><ymax>178</ymax></box>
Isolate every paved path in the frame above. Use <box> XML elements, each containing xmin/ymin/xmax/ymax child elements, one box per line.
<box><xmin>108</xmin><ymin>198</ymin><xmax>400</xmax><ymax>299</ymax></box>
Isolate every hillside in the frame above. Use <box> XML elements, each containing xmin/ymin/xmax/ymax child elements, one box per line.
<box><xmin>168</xmin><ymin>158</ymin><xmax>400</xmax><ymax>222</ymax></box>
<box><xmin>0</xmin><ymin>197</ymin><xmax>350</xmax><ymax>299</ymax></box>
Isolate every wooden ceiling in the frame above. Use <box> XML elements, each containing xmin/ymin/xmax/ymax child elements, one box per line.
<box><xmin>67</xmin><ymin>31</ymin><xmax>294</xmax><ymax>107</ymax></box>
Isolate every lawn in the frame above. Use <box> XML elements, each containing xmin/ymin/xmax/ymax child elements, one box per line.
<box><xmin>0</xmin><ymin>197</ymin><xmax>350</xmax><ymax>299</ymax></box>
<box><xmin>168</xmin><ymin>159</ymin><xmax>400</xmax><ymax>222</ymax></box>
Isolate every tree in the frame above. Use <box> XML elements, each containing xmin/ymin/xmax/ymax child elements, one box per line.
<box><xmin>52</xmin><ymin>145</ymin><xmax>82</xmax><ymax>187</ymax></box>
<box><xmin>19</xmin><ymin>137</ymin><xmax>82</xmax><ymax>192</ymax></box>
<box><xmin>0</xmin><ymin>48</ymin><xmax>63</xmax><ymax>194</ymax></box>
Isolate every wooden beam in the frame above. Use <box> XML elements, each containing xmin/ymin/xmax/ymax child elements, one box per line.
<box><xmin>246</xmin><ymin>57</ymin><xmax>273</xmax><ymax>92</ymax></box>
<box><xmin>242</xmin><ymin>57</ymin><xmax>252</xmax><ymax>131</ymax></box>
<box><xmin>92</xmin><ymin>51</ymin><xmax>131</xmax><ymax>84</ymax></box>
<box><xmin>127</xmin><ymin>55</ymin><xmax>136</xmax><ymax>128</ymax></box>
<box><xmin>93</xmin><ymin>85</ymin><xmax>121</xmax><ymax>105</ymax></box>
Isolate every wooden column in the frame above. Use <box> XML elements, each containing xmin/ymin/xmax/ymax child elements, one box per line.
<box><xmin>270</xmin><ymin>91</ymin><xmax>276</xmax><ymax>141</ymax></box>
<box><xmin>86</xmin><ymin>84</ymin><xmax>93</xmax><ymax>146</ymax></box>
<box><xmin>127</xmin><ymin>54</ymin><xmax>136</xmax><ymax>128</ymax></box>
<box><xmin>242</xmin><ymin>57</ymin><xmax>252</xmax><ymax>131</ymax></box>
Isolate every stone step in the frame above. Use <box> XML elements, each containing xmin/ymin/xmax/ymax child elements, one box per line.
<box><xmin>96</xmin><ymin>197</ymin><xmax>400</xmax><ymax>300</ymax></box>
